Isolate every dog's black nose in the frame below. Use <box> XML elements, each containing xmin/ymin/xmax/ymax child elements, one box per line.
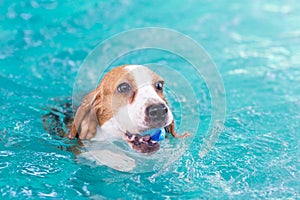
<box><xmin>146</xmin><ymin>103</ymin><xmax>168</xmax><ymax>122</ymax></box>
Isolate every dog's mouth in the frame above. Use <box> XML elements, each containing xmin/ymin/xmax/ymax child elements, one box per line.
<box><xmin>124</xmin><ymin>131</ymin><xmax>160</xmax><ymax>154</ymax></box>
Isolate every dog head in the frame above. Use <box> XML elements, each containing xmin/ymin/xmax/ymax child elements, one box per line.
<box><xmin>110</xmin><ymin>65</ymin><xmax>173</xmax><ymax>134</ymax></box>
<box><xmin>69</xmin><ymin>65</ymin><xmax>174</xmax><ymax>153</ymax></box>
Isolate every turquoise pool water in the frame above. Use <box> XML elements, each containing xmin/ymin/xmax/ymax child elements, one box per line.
<box><xmin>1</xmin><ymin>0</ymin><xmax>299</xmax><ymax>199</ymax></box>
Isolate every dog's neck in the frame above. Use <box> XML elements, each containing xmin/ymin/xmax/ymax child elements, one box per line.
<box><xmin>91</xmin><ymin>118</ymin><xmax>123</xmax><ymax>141</ymax></box>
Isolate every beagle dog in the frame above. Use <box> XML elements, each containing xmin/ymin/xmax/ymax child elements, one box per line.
<box><xmin>68</xmin><ymin>65</ymin><xmax>188</xmax><ymax>153</ymax></box>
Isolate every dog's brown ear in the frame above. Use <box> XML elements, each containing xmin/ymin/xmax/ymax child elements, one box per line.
<box><xmin>165</xmin><ymin>120</ymin><xmax>191</xmax><ymax>138</ymax></box>
<box><xmin>68</xmin><ymin>91</ymin><xmax>100</xmax><ymax>140</ymax></box>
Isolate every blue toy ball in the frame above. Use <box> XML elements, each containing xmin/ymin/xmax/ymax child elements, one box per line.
<box><xmin>141</xmin><ymin>128</ymin><xmax>166</xmax><ymax>141</ymax></box>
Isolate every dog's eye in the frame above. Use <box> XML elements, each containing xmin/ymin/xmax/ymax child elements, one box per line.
<box><xmin>155</xmin><ymin>81</ymin><xmax>164</xmax><ymax>91</ymax></box>
<box><xmin>117</xmin><ymin>82</ymin><xmax>131</xmax><ymax>93</ymax></box>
